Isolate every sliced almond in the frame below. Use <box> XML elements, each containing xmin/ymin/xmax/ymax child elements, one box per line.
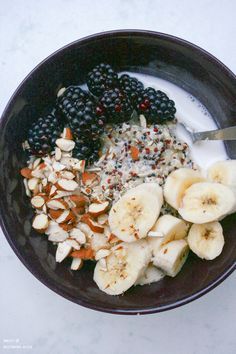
<box><xmin>77</xmin><ymin>160</ymin><xmax>86</xmax><ymax>172</ymax></box>
<box><xmin>52</xmin><ymin>161</ymin><xmax>66</xmax><ymax>172</ymax></box>
<box><xmin>56</xmin><ymin>138</ymin><xmax>75</xmax><ymax>152</ymax></box>
<box><xmin>56</xmin><ymin>210</ymin><xmax>70</xmax><ymax>223</ymax></box>
<box><xmin>31</xmin><ymin>169</ymin><xmax>44</xmax><ymax>179</ymax></box>
<box><xmin>81</xmin><ymin>214</ymin><xmax>104</xmax><ymax>233</ymax></box>
<box><xmin>77</xmin><ymin>222</ymin><xmax>93</xmax><ymax>238</ymax></box>
<box><xmin>28</xmin><ymin>178</ymin><xmax>39</xmax><ymax>191</ymax></box>
<box><xmin>59</xmin><ymin>171</ymin><xmax>75</xmax><ymax>180</ymax></box>
<box><xmin>49</xmin><ymin>209</ymin><xmax>64</xmax><ymax>220</ymax></box>
<box><xmin>48</xmin><ymin>229</ymin><xmax>68</xmax><ymax>242</ymax></box>
<box><xmin>37</xmin><ymin>162</ymin><xmax>47</xmax><ymax>170</ymax></box>
<box><xmin>20</xmin><ymin>167</ymin><xmax>32</xmax><ymax>179</ymax></box>
<box><xmin>57</xmin><ymin>87</ymin><xmax>66</xmax><ymax>97</ymax></box>
<box><xmin>62</xmin><ymin>127</ymin><xmax>73</xmax><ymax>140</ymax></box>
<box><xmin>88</xmin><ymin>201</ymin><xmax>109</xmax><ymax>217</ymax></box>
<box><xmin>70</xmin><ymin>248</ymin><xmax>94</xmax><ymax>260</ymax></box>
<box><xmin>32</xmin><ymin>214</ymin><xmax>49</xmax><ymax>233</ymax></box>
<box><xmin>48</xmin><ymin>172</ymin><xmax>58</xmax><ymax>184</ymax></box>
<box><xmin>49</xmin><ymin>184</ymin><xmax>57</xmax><ymax>197</ymax></box>
<box><xmin>66</xmin><ymin>238</ymin><xmax>80</xmax><ymax>250</ymax></box>
<box><xmin>97</xmin><ymin>213</ymin><xmax>108</xmax><ymax>225</ymax></box>
<box><xmin>70</xmin><ymin>228</ymin><xmax>86</xmax><ymax>244</ymax></box>
<box><xmin>59</xmin><ymin>222</ymin><xmax>74</xmax><ymax>231</ymax></box>
<box><xmin>56</xmin><ymin>179</ymin><xmax>78</xmax><ymax>191</ymax></box>
<box><xmin>23</xmin><ymin>178</ymin><xmax>31</xmax><ymax>197</ymax></box>
<box><xmin>42</xmin><ymin>204</ymin><xmax>47</xmax><ymax>214</ymax></box>
<box><xmin>139</xmin><ymin>114</ymin><xmax>147</xmax><ymax>128</ymax></box>
<box><xmin>46</xmin><ymin>198</ymin><xmax>68</xmax><ymax>210</ymax></box>
<box><xmin>61</xmin><ymin>152</ymin><xmax>73</xmax><ymax>158</ymax></box>
<box><xmin>33</xmin><ymin>158</ymin><xmax>41</xmax><ymax>169</ymax></box>
<box><xmin>52</xmin><ymin>190</ymin><xmax>73</xmax><ymax>198</ymax></box>
<box><xmin>81</xmin><ymin>172</ymin><xmax>99</xmax><ymax>186</ymax></box>
<box><xmin>55</xmin><ymin>242</ymin><xmax>72</xmax><ymax>263</ymax></box>
<box><xmin>55</xmin><ymin>147</ymin><xmax>62</xmax><ymax>161</ymax></box>
<box><xmin>71</xmin><ymin>206</ymin><xmax>85</xmax><ymax>216</ymax></box>
<box><xmin>42</xmin><ymin>178</ymin><xmax>48</xmax><ymax>187</ymax></box>
<box><xmin>31</xmin><ymin>195</ymin><xmax>45</xmax><ymax>209</ymax></box>
<box><xmin>38</xmin><ymin>183</ymin><xmax>43</xmax><ymax>193</ymax></box>
<box><xmin>95</xmin><ymin>249</ymin><xmax>111</xmax><ymax>261</ymax></box>
<box><xmin>71</xmin><ymin>257</ymin><xmax>83</xmax><ymax>270</ymax></box>
<box><xmin>45</xmin><ymin>220</ymin><xmax>63</xmax><ymax>235</ymax></box>
<box><xmin>69</xmin><ymin>194</ymin><xmax>88</xmax><ymax>207</ymax></box>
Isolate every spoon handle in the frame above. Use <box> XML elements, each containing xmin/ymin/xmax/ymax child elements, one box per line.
<box><xmin>193</xmin><ymin>126</ymin><xmax>236</xmax><ymax>141</ymax></box>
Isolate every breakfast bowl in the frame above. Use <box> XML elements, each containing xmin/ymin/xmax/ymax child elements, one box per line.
<box><xmin>0</xmin><ymin>30</ymin><xmax>236</xmax><ymax>314</ymax></box>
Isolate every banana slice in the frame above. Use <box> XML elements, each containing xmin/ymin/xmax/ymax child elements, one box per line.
<box><xmin>93</xmin><ymin>239</ymin><xmax>151</xmax><ymax>295</ymax></box>
<box><xmin>152</xmin><ymin>239</ymin><xmax>189</xmax><ymax>277</ymax></box>
<box><xmin>187</xmin><ymin>222</ymin><xmax>224</xmax><ymax>260</ymax></box>
<box><xmin>164</xmin><ymin>168</ymin><xmax>205</xmax><ymax>210</ymax></box>
<box><xmin>135</xmin><ymin>265</ymin><xmax>165</xmax><ymax>286</ymax></box>
<box><xmin>207</xmin><ymin>160</ymin><xmax>236</xmax><ymax>187</ymax></box>
<box><xmin>108</xmin><ymin>184</ymin><xmax>163</xmax><ymax>242</ymax></box>
<box><xmin>151</xmin><ymin>214</ymin><xmax>189</xmax><ymax>244</ymax></box>
<box><xmin>135</xmin><ymin>182</ymin><xmax>163</xmax><ymax>202</ymax></box>
<box><xmin>178</xmin><ymin>182</ymin><xmax>236</xmax><ymax>224</ymax></box>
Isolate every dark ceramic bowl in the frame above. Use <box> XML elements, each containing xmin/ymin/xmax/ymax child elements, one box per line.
<box><xmin>0</xmin><ymin>30</ymin><xmax>236</xmax><ymax>315</ymax></box>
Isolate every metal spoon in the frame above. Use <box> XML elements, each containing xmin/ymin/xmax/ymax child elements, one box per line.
<box><xmin>178</xmin><ymin>122</ymin><xmax>236</xmax><ymax>143</ymax></box>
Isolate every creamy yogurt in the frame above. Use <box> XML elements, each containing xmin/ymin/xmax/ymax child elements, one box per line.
<box><xmin>122</xmin><ymin>72</ymin><xmax>228</xmax><ymax>169</ymax></box>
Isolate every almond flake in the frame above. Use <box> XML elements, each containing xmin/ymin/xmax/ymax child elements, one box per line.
<box><xmin>55</xmin><ymin>242</ymin><xmax>72</xmax><ymax>263</ymax></box>
<box><xmin>95</xmin><ymin>249</ymin><xmax>110</xmax><ymax>260</ymax></box>
<box><xmin>66</xmin><ymin>238</ymin><xmax>80</xmax><ymax>250</ymax></box>
<box><xmin>70</xmin><ymin>228</ymin><xmax>86</xmax><ymax>244</ymax></box>
<box><xmin>55</xmin><ymin>147</ymin><xmax>62</xmax><ymax>161</ymax></box>
<box><xmin>71</xmin><ymin>257</ymin><xmax>83</xmax><ymax>270</ymax></box>
<box><xmin>56</xmin><ymin>138</ymin><xmax>75</xmax><ymax>152</ymax></box>
<box><xmin>33</xmin><ymin>158</ymin><xmax>41</xmax><ymax>169</ymax></box>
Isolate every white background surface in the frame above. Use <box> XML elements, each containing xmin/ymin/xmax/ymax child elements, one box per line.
<box><xmin>0</xmin><ymin>1</ymin><xmax>236</xmax><ymax>353</ymax></box>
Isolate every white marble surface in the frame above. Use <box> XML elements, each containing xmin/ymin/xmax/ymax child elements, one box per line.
<box><xmin>0</xmin><ymin>1</ymin><xmax>236</xmax><ymax>353</ymax></box>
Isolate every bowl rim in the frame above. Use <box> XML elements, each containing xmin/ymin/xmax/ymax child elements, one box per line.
<box><xmin>1</xmin><ymin>29</ymin><xmax>235</xmax><ymax>315</ymax></box>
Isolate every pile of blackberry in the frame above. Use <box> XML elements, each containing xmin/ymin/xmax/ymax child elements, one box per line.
<box><xmin>57</xmin><ymin>85</ymin><xmax>106</xmax><ymax>162</ymax></box>
<box><xmin>26</xmin><ymin>63</ymin><xmax>176</xmax><ymax>163</ymax></box>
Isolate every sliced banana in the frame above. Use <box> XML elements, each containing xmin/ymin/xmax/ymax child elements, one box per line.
<box><xmin>152</xmin><ymin>239</ymin><xmax>189</xmax><ymax>277</ymax></box>
<box><xmin>187</xmin><ymin>221</ymin><xmax>224</xmax><ymax>260</ymax></box>
<box><xmin>108</xmin><ymin>183</ymin><xmax>163</xmax><ymax>242</ymax></box>
<box><xmin>151</xmin><ymin>214</ymin><xmax>189</xmax><ymax>244</ymax></box>
<box><xmin>178</xmin><ymin>182</ymin><xmax>236</xmax><ymax>224</ymax></box>
<box><xmin>135</xmin><ymin>265</ymin><xmax>165</xmax><ymax>286</ymax></box>
<box><xmin>93</xmin><ymin>239</ymin><xmax>151</xmax><ymax>295</ymax></box>
<box><xmin>207</xmin><ymin>160</ymin><xmax>236</xmax><ymax>187</ymax></box>
<box><xmin>164</xmin><ymin>168</ymin><xmax>205</xmax><ymax>210</ymax></box>
<box><xmin>135</xmin><ymin>182</ymin><xmax>163</xmax><ymax>203</ymax></box>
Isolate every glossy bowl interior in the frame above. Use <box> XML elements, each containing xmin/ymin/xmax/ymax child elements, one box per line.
<box><xmin>0</xmin><ymin>30</ymin><xmax>236</xmax><ymax>314</ymax></box>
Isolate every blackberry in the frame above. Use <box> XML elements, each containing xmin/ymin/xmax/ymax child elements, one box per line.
<box><xmin>119</xmin><ymin>74</ymin><xmax>144</xmax><ymax>107</ymax></box>
<box><xmin>28</xmin><ymin>112</ymin><xmax>62</xmax><ymax>155</ymax></box>
<box><xmin>73</xmin><ymin>137</ymin><xmax>101</xmax><ymax>164</ymax></box>
<box><xmin>87</xmin><ymin>63</ymin><xmax>118</xmax><ymax>96</ymax></box>
<box><xmin>99</xmin><ymin>88</ymin><xmax>133</xmax><ymax>124</ymax></box>
<box><xmin>57</xmin><ymin>85</ymin><xmax>89</xmax><ymax>116</ymax></box>
<box><xmin>57</xmin><ymin>86</ymin><xmax>106</xmax><ymax>140</ymax></box>
<box><xmin>137</xmin><ymin>87</ymin><xmax>176</xmax><ymax>123</ymax></box>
